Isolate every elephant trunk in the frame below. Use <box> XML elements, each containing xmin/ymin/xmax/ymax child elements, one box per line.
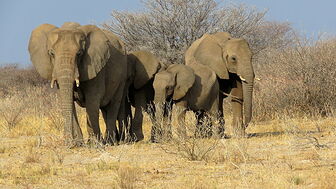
<box><xmin>154</xmin><ymin>90</ymin><xmax>169</xmax><ymax>124</ymax></box>
<box><xmin>152</xmin><ymin>91</ymin><xmax>169</xmax><ymax>142</ymax></box>
<box><xmin>242</xmin><ymin>80</ymin><xmax>254</xmax><ymax>128</ymax></box>
<box><xmin>55</xmin><ymin>56</ymin><xmax>78</xmax><ymax>145</ymax></box>
<box><xmin>239</xmin><ymin>53</ymin><xmax>254</xmax><ymax>129</ymax></box>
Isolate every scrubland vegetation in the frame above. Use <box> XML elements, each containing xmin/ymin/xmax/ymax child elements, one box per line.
<box><xmin>1</xmin><ymin>0</ymin><xmax>335</xmax><ymax>188</ymax></box>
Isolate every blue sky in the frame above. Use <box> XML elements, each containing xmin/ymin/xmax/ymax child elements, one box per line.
<box><xmin>0</xmin><ymin>0</ymin><xmax>335</xmax><ymax>66</ymax></box>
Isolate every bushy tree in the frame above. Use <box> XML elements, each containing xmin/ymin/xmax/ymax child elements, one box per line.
<box><xmin>103</xmin><ymin>0</ymin><xmax>293</xmax><ymax>64</ymax></box>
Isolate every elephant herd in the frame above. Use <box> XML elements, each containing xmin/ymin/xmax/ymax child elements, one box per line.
<box><xmin>28</xmin><ymin>22</ymin><xmax>254</xmax><ymax>146</ymax></box>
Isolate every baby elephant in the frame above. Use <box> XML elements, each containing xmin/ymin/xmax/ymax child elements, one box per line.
<box><xmin>152</xmin><ymin>62</ymin><xmax>220</xmax><ymax>140</ymax></box>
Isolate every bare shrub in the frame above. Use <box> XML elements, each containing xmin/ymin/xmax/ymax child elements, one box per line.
<box><xmin>0</xmin><ymin>64</ymin><xmax>47</xmax><ymax>97</ymax></box>
<box><xmin>0</xmin><ymin>90</ymin><xmax>27</xmax><ymax>130</ymax></box>
<box><xmin>42</xmin><ymin>93</ymin><xmax>64</xmax><ymax>132</ymax></box>
<box><xmin>253</xmin><ymin>36</ymin><xmax>336</xmax><ymax>120</ymax></box>
<box><xmin>159</xmin><ymin>107</ymin><xmax>220</xmax><ymax>161</ymax></box>
<box><xmin>104</xmin><ymin>0</ymin><xmax>292</xmax><ymax>64</ymax></box>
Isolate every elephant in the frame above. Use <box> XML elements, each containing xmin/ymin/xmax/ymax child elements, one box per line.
<box><xmin>28</xmin><ymin>22</ymin><xmax>128</xmax><ymax>146</ymax></box>
<box><xmin>152</xmin><ymin>62</ymin><xmax>220</xmax><ymax>140</ymax></box>
<box><xmin>117</xmin><ymin>50</ymin><xmax>166</xmax><ymax>142</ymax></box>
<box><xmin>185</xmin><ymin>32</ymin><xmax>254</xmax><ymax>137</ymax></box>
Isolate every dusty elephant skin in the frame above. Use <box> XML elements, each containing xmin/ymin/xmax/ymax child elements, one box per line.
<box><xmin>185</xmin><ymin>32</ymin><xmax>254</xmax><ymax>137</ymax></box>
<box><xmin>28</xmin><ymin>22</ymin><xmax>128</xmax><ymax>146</ymax></box>
<box><xmin>118</xmin><ymin>51</ymin><xmax>164</xmax><ymax>142</ymax></box>
<box><xmin>152</xmin><ymin>63</ymin><xmax>219</xmax><ymax>140</ymax></box>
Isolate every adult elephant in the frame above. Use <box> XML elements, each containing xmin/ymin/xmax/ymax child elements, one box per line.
<box><xmin>185</xmin><ymin>32</ymin><xmax>254</xmax><ymax>137</ymax></box>
<box><xmin>152</xmin><ymin>63</ymin><xmax>219</xmax><ymax>141</ymax></box>
<box><xmin>28</xmin><ymin>22</ymin><xmax>127</xmax><ymax>146</ymax></box>
<box><xmin>118</xmin><ymin>51</ymin><xmax>165</xmax><ymax>142</ymax></box>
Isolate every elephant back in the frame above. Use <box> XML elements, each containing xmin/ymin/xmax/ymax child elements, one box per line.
<box><xmin>61</xmin><ymin>22</ymin><xmax>81</xmax><ymax>29</ymax></box>
<box><xmin>185</xmin><ymin>34</ymin><xmax>210</xmax><ymax>65</ymax></box>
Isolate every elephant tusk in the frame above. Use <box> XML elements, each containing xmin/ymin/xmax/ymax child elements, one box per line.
<box><xmin>50</xmin><ymin>79</ymin><xmax>56</xmax><ymax>89</ymax></box>
<box><xmin>239</xmin><ymin>75</ymin><xmax>246</xmax><ymax>82</ymax></box>
<box><xmin>75</xmin><ymin>78</ymin><xmax>80</xmax><ymax>87</ymax></box>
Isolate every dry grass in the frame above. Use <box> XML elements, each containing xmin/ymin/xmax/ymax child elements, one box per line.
<box><xmin>0</xmin><ymin>109</ymin><xmax>335</xmax><ymax>188</ymax></box>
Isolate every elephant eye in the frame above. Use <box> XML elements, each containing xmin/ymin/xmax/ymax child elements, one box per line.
<box><xmin>229</xmin><ymin>55</ymin><xmax>237</xmax><ymax>63</ymax></box>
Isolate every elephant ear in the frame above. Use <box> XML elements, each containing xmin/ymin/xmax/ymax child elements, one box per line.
<box><xmin>28</xmin><ymin>24</ymin><xmax>57</xmax><ymax>80</ymax></box>
<box><xmin>130</xmin><ymin>51</ymin><xmax>161</xmax><ymax>89</ymax></box>
<box><xmin>168</xmin><ymin>64</ymin><xmax>195</xmax><ymax>101</ymax></box>
<box><xmin>78</xmin><ymin>25</ymin><xmax>111</xmax><ymax>81</ymax></box>
<box><xmin>194</xmin><ymin>34</ymin><xmax>230</xmax><ymax>80</ymax></box>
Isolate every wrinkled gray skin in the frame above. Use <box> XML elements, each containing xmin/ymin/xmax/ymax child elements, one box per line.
<box><xmin>117</xmin><ymin>51</ymin><xmax>165</xmax><ymax>142</ymax></box>
<box><xmin>153</xmin><ymin>63</ymin><xmax>219</xmax><ymax>140</ymax></box>
<box><xmin>28</xmin><ymin>22</ymin><xmax>127</xmax><ymax>146</ymax></box>
<box><xmin>185</xmin><ymin>32</ymin><xmax>254</xmax><ymax>137</ymax></box>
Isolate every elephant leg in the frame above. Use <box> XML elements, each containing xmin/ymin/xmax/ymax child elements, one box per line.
<box><xmin>132</xmin><ymin>106</ymin><xmax>144</xmax><ymax>142</ymax></box>
<box><xmin>102</xmin><ymin>106</ymin><xmax>119</xmax><ymax>145</ymax></box>
<box><xmin>147</xmin><ymin>101</ymin><xmax>156</xmax><ymax>127</ymax></box>
<box><xmin>104</xmin><ymin>86</ymin><xmax>125</xmax><ymax>145</ymax></box>
<box><xmin>72</xmin><ymin>103</ymin><xmax>84</xmax><ymax>146</ymax></box>
<box><xmin>231</xmin><ymin>81</ymin><xmax>245</xmax><ymax>137</ymax></box>
<box><xmin>125</xmin><ymin>99</ymin><xmax>133</xmax><ymax>141</ymax></box>
<box><xmin>117</xmin><ymin>96</ymin><xmax>130</xmax><ymax>143</ymax></box>
<box><xmin>175</xmin><ymin>101</ymin><xmax>187</xmax><ymax>137</ymax></box>
<box><xmin>217</xmin><ymin>93</ymin><xmax>226</xmax><ymax>138</ymax></box>
<box><xmin>151</xmin><ymin>101</ymin><xmax>167</xmax><ymax>143</ymax></box>
<box><xmin>150</xmin><ymin>103</ymin><xmax>160</xmax><ymax>143</ymax></box>
<box><xmin>162</xmin><ymin>100</ymin><xmax>173</xmax><ymax>140</ymax></box>
<box><xmin>147</xmin><ymin>102</ymin><xmax>158</xmax><ymax>141</ymax></box>
<box><xmin>131</xmin><ymin>90</ymin><xmax>146</xmax><ymax>142</ymax></box>
<box><xmin>86</xmin><ymin>105</ymin><xmax>102</xmax><ymax>143</ymax></box>
<box><xmin>195</xmin><ymin>111</ymin><xmax>212</xmax><ymax>138</ymax></box>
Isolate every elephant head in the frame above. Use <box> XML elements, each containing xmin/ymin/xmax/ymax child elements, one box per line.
<box><xmin>153</xmin><ymin>64</ymin><xmax>195</xmax><ymax>103</ymax></box>
<box><xmin>28</xmin><ymin>22</ymin><xmax>112</xmax><ymax>144</ymax></box>
<box><xmin>189</xmin><ymin>32</ymin><xmax>254</xmax><ymax>128</ymax></box>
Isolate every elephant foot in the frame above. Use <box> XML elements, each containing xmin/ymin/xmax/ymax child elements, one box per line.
<box><xmin>132</xmin><ymin>132</ymin><xmax>144</xmax><ymax>142</ymax></box>
<box><xmin>217</xmin><ymin>126</ymin><xmax>226</xmax><ymax>138</ymax></box>
<box><xmin>65</xmin><ymin>138</ymin><xmax>84</xmax><ymax>148</ymax></box>
<box><xmin>86</xmin><ymin>135</ymin><xmax>105</xmax><ymax>147</ymax></box>
<box><xmin>104</xmin><ymin>137</ymin><xmax>119</xmax><ymax>146</ymax></box>
<box><xmin>232</xmin><ymin>128</ymin><xmax>247</xmax><ymax>138</ymax></box>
